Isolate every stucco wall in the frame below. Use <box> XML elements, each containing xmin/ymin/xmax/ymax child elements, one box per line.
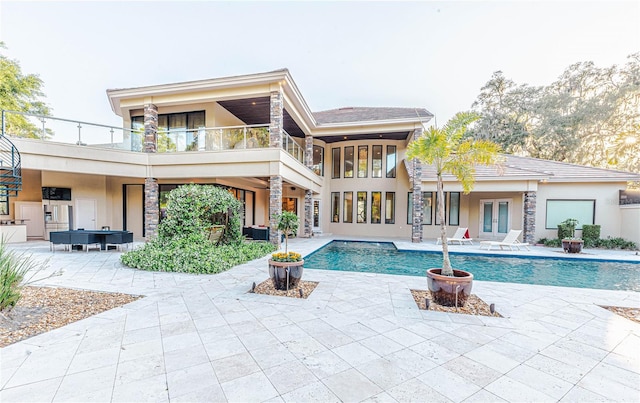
<box><xmin>535</xmin><ymin>182</ymin><xmax>624</xmax><ymax>241</ymax></box>
<box><xmin>620</xmin><ymin>206</ymin><xmax>640</xmax><ymax>246</ymax></box>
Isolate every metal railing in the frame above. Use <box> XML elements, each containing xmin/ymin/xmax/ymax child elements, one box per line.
<box><xmin>1</xmin><ymin>110</ymin><xmax>307</xmax><ymax>163</ymax></box>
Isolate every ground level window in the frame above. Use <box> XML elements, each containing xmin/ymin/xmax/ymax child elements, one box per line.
<box><xmin>0</xmin><ymin>194</ymin><xmax>8</xmax><ymax>215</ymax></box>
<box><xmin>371</xmin><ymin>192</ymin><xmax>381</xmax><ymax>224</ymax></box>
<box><xmin>343</xmin><ymin>192</ymin><xmax>353</xmax><ymax>223</ymax></box>
<box><xmin>357</xmin><ymin>191</ymin><xmax>367</xmax><ymax>223</ymax></box>
<box><xmin>331</xmin><ymin>192</ymin><xmax>340</xmax><ymax>223</ymax></box>
<box><xmin>546</xmin><ymin>199</ymin><xmax>595</xmax><ymax>229</ymax></box>
<box><xmin>385</xmin><ymin>192</ymin><xmax>395</xmax><ymax>224</ymax></box>
<box><xmin>282</xmin><ymin>197</ymin><xmax>297</xmax><ymax>214</ymax></box>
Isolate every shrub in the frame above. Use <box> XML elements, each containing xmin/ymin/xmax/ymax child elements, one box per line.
<box><xmin>543</xmin><ymin>238</ymin><xmax>562</xmax><ymax>247</ymax></box>
<box><xmin>581</xmin><ymin>225</ymin><xmax>601</xmax><ymax>247</ymax></box>
<box><xmin>558</xmin><ymin>218</ymin><xmax>579</xmax><ymax>239</ymax></box>
<box><xmin>0</xmin><ymin>241</ymin><xmax>46</xmax><ymax>311</ymax></box>
<box><xmin>121</xmin><ymin>184</ymin><xmax>276</xmax><ymax>273</ymax></box>
<box><xmin>595</xmin><ymin>237</ymin><xmax>638</xmax><ymax>250</ymax></box>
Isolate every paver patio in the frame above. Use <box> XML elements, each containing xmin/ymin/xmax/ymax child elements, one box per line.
<box><xmin>1</xmin><ymin>237</ymin><xmax>639</xmax><ymax>402</ymax></box>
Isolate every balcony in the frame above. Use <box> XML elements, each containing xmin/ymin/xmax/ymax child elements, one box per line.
<box><xmin>1</xmin><ymin>110</ymin><xmax>305</xmax><ymax>164</ymax></box>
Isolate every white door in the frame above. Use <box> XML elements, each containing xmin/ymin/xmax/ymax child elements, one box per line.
<box><xmin>75</xmin><ymin>198</ymin><xmax>97</xmax><ymax>230</ymax></box>
<box><xmin>313</xmin><ymin>199</ymin><xmax>321</xmax><ymax>233</ymax></box>
<box><xmin>479</xmin><ymin>199</ymin><xmax>511</xmax><ymax>239</ymax></box>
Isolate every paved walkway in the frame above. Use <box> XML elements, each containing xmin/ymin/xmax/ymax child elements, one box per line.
<box><xmin>1</xmin><ymin>238</ymin><xmax>639</xmax><ymax>402</ymax></box>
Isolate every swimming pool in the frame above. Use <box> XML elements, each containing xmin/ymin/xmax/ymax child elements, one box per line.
<box><xmin>303</xmin><ymin>241</ymin><xmax>640</xmax><ymax>292</ymax></box>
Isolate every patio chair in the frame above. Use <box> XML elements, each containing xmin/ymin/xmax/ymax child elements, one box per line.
<box><xmin>479</xmin><ymin>229</ymin><xmax>530</xmax><ymax>251</ymax></box>
<box><xmin>436</xmin><ymin>227</ymin><xmax>473</xmax><ymax>245</ymax></box>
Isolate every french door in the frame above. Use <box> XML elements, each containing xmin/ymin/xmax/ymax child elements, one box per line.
<box><xmin>479</xmin><ymin>199</ymin><xmax>511</xmax><ymax>238</ymax></box>
<box><xmin>313</xmin><ymin>199</ymin><xmax>321</xmax><ymax>232</ymax></box>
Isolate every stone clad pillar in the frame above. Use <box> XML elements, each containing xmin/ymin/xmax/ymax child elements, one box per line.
<box><xmin>144</xmin><ymin>178</ymin><xmax>159</xmax><ymax>239</ymax></box>
<box><xmin>304</xmin><ymin>190</ymin><xmax>313</xmax><ymax>238</ymax></box>
<box><xmin>269</xmin><ymin>91</ymin><xmax>283</xmax><ymax>148</ymax></box>
<box><xmin>143</xmin><ymin>103</ymin><xmax>158</xmax><ymax>153</ymax></box>
<box><xmin>411</xmin><ymin>127</ymin><xmax>424</xmax><ymax>243</ymax></box>
<box><xmin>143</xmin><ymin>103</ymin><xmax>159</xmax><ymax>240</ymax></box>
<box><xmin>269</xmin><ymin>175</ymin><xmax>283</xmax><ymax>247</ymax></box>
<box><xmin>303</xmin><ymin>135</ymin><xmax>314</xmax><ymax>238</ymax></box>
<box><xmin>523</xmin><ymin>191</ymin><xmax>536</xmax><ymax>245</ymax></box>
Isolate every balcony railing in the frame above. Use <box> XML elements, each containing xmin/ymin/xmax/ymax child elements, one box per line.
<box><xmin>1</xmin><ymin>110</ymin><xmax>306</xmax><ymax>163</ymax></box>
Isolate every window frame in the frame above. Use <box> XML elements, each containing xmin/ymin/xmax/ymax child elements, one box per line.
<box><xmin>386</xmin><ymin>145</ymin><xmax>397</xmax><ymax>178</ymax></box>
<box><xmin>372</xmin><ymin>145</ymin><xmax>383</xmax><ymax>178</ymax></box>
<box><xmin>344</xmin><ymin>146</ymin><xmax>354</xmax><ymax>178</ymax></box>
<box><xmin>357</xmin><ymin>145</ymin><xmax>368</xmax><ymax>178</ymax></box>
<box><xmin>332</xmin><ymin>147</ymin><xmax>341</xmax><ymax>179</ymax></box>
<box><xmin>357</xmin><ymin>191</ymin><xmax>367</xmax><ymax>223</ymax></box>
<box><xmin>343</xmin><ymin>191</ymin><xmax>353</xmax><ymax>223</ymax></box>
<box><xmin>371</xmin><ymin>191</ymin><xmax>382</xmax><ymax>224</ymax></box>
<box><xmin>385</xmin><ymin>192</ymin><xmax>395</xmax><ymax>224</ymax></box>
<box><xmin>331</xmin><ymin>192</ymin><xmax>340</xmax><ymax>223</ymax></box>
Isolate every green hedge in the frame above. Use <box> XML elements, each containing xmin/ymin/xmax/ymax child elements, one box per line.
<box><xmin>121</xmin><ymin>184</ymin><xmax>276</xmax><ymax>274</ymax></box>
<box><xmin>581</xmin><ymin>224</ymin><xmax>601</xmax><ymax>248</ymax></box>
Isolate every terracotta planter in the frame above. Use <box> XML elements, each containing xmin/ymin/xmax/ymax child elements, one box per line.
<box><xmin>426</xmin><ymin>268</ymin><xmax>474</xmax><ymax>307</ymax></box>
<box><xmin>268</xmin><ymin>259</ymin><xmax>304</xmax><ymax>290</ymax></box>
<box><xmin>562</xmin><ymin>239</ymin><xmax>583</xmax><ymax>254</ymax></box>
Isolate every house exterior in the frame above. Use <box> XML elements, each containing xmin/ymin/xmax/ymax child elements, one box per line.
<box><xmin>2</xmin><ymin>69</ymin><xmax>639</xmax><ymax>246</ymax></box>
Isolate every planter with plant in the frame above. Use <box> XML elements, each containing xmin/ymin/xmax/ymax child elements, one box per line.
<box><xmin>269</xmin><ymin>211</ymin><xmax>303</xmax><ymax>290</ymax></box>
<box><xmin>558</xmin><ymin>218</ymin><xmax>583</xmax><ymax>253</ymax></box>
<box><xmin>407</xmin><ymin>112</ymin><xmax>501</xmax><ymax>307</ymax></box>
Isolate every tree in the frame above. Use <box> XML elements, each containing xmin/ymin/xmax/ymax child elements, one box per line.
<box><xmin>0</xmin><ymin>42</ymin><xmax>51</xmax><ymax>138</ymax></box>
<box><xmin>407</xmin><ymin>112</ymin><xmax>501</xmax><ymax>276</ymax></box>
<box><xmin>471</xmin><ymin>53</ymin><xmax>640</xmax><ymax>172</ymax></box>
<box><xmin>275</xmin><ymin>211</ymin><xmax>299</xmax><ymax>254</ymax></box>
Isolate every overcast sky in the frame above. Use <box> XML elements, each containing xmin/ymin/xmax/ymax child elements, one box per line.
<box><xmin>1</xmin><ymin>1</ymin><xmax>638</xmax><ymax>132</ymax></box>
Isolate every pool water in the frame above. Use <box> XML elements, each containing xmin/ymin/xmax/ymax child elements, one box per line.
<box><xmin>304</xmin><ymin>241</ymin><xmax>640</xmax><ymax>292</ymax></box>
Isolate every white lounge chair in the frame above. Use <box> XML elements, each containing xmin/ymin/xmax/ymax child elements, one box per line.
<box><xmin>479</xmin><ymin>229</ymin><xmax>530</xmax><ymax>251</ymax></box>
<box><xmin>436</xmin><ymin>227</ymin><xmax>473</xmax><ymax>245</ymax></box>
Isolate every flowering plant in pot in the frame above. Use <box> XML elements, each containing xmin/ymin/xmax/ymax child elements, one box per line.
<box><xmin>407</xmin><ymin>111</ymin><xmax>501</xmax><ymax>307</ymax></box>
<box><xmin>269</xmin><ymin>211</ymin><xmax>303</xmax><ymax>290</ymax></box>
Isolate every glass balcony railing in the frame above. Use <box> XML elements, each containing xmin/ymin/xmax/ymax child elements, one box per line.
<box><xmin>1</xmin><ymin>110</ymin><xmax>306</xmax><ymax>164</ymax></box>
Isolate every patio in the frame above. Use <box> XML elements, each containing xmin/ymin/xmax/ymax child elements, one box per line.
<box><xmin>1</xmin><ymin>237</ymin><xmax>639</xmax><ymax>402</ymax></box>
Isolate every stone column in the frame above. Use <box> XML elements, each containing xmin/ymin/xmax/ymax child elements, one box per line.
<box><xmin>143</xmin><ymin>103</ymin><xmax>159</xmax><ymax>240</ymax></box>
<box><xmin>144</xmin><ymin>178</ymin><xmax>159</xmax><ymax>240</ymax></box>
<box><xmin>269</xmin><ymin>91</ymin><xmax>283</xmax><ymax>148</ymax></box>
<box><xmin>411</xmin><ymin>127</ymin><xmax>424</xmax><ymax>243</ymax></box>
<box><xmin>269</xmin><ymin>175</ymin><xmax>283</xmax><ymax>247</ymax></box>
<box><xmin>304</xmin><ymin>190</ymin><xmax>313</xmax><ymax>238</ymax></box>
<box><xmin>523</xmin><ymin>191</ymin><xmax>537</xmax><ymax>245</ymax></box>
<box><xmin>143</xmin><ymin>103</ymin><xmax>158</xmax><ymax>153</ymax></box>
<box><xmin>304</xmin><ymin>135</ymin><xmax>313</xmax><ymax>168</ymax></box>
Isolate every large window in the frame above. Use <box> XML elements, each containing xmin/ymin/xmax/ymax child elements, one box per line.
<box><xmin>385</xmin><ymin>192</ymin><xmax>395</xmax><ymax>224</ymax></box>
<box><xmin>546</xmin><ymin>200</ymin><xmax>595</xmax><ymax>229</ymax></box>
<box><xmin>0</xmin><ymin>194</ymin><xmax>8</xmax><ymax>215</ymax></box>
<box><xmin>372</xmin><ymin>145</ymin><xmax>382</xmax><ymax>178</ymax></box>
<box><xmin>312</xmin><ymin>145</ymin><xmax>324</xmax><ymax>176</ymax></box>
<box><xmin>358</xmin><ymin>146</ymin><xmax>368</xmax><ymax>178</ymax></box>
<box><xmin>343</xmin><ymin>192</ymin><xmax>353</xmax><ymax>223</ymax></box>
<box><xmin>332</xmin><ymin>148</ymin><xmax>341</xmax><ymax>178</ymax></box>
<box><xmin>357</xmin><ymin>191</ymin><xmax>367</xmax><ymax>223</ymax></box>
<box><xmin>371</xmin><ymin>192</ymin><xmax>382</xmax><ymax>224</ymax></box>
<box><xmin>386</xmin><ymin>145</ymin><xmax>397</xmax><ymax>178</ymax></box>
<box><xmin>331</xmin><ymin>192</ymin><xmax>340</xmax><ymax>223</ymax></box>
<box><xmin>407</xmin><ymin>191</ymin><xmax>459</xmax><ymax>225</ymax></box>
<box><xmin>344</xmin><ymin>146</ymin><xmax>354</xmax><ymax>178</ymax></box>
<box><xmin>133</xmin><ymin>111</ymin><xmax>204</xmax><ymax>152</ymax></box>
<box><xmin>282</xmin><ymin>198</ymin><xmax>297</xmax><ymax>214</ymax></box>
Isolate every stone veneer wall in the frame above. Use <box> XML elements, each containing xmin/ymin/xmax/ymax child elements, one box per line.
<box><xmin>411</xmin><ymin>127</ymin><xmax>424</xmax><ymax>243</ymax></box>
<box><xmin>269</xmin><ymin>91</ymin><xmax>283</xmax><ymax>148</ymax></box>
<box><xmin>269</xmin><ymin>175</ymin><xmax>283</xmax><ymax>246</ymax></box>
<box><xmin>144</xmin><ymin>178</ymin><xmax>159</xmax><ymax>239</ymax></box>
<box><xmin>523</xmin><ymin>191</ymin><xmax>536</xmax><ymax>245</ymax></box>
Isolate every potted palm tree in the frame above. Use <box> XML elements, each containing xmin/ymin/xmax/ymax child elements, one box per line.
<box><xmin>559</xmin><ymin>218</ymin><xmax>583</xmax><ymax>253</ymax></box>
<box><xmin>268</xmin><ymin>211</ymin><xmax>303</xmax><ymax>290</ymax></box>
<box><xmin>407</xmin><ymin>112</ymin><xmax>501</xmax><ymax>307</ymax></box>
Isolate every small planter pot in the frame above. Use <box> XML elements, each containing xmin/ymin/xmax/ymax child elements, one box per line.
<box><xmin>426</xmin><ymin>268</ymin><xmax>473</xmax><ymax>307</ymax></box>
<box><xmin>268</xmin><ymin>259</ymin><xmax>304</xmax><ymax>290</ymax></box>
<box><xmin>562</xmin><ymin>239</ymin><xmax>583</xmax><ymax>254</ymax></box>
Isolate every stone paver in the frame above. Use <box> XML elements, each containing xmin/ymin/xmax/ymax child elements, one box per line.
<box><xmin>0</xmin><ymin>238</ymin><xmax>639</xmax><ymax>402</ymax></box>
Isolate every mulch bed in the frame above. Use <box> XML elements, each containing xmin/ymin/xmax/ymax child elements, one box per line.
<box><xmin>599</xmin><ymin>305</ymin><xmax>640</xmax><ymax>324</ymax></box>
<box><xmin>0</xmin><ymin>286</ymin><xmax>142</xmax><ymax>347</ymax></box>
<box><xmin>410</xmin><ymin>289</ymin><xmax>503</xmax><ymax>317</ymax></box>
<box><xmin>251</xmin><ymin>279</ymin><xmax>318</xmax><ymax>299</ymax></box>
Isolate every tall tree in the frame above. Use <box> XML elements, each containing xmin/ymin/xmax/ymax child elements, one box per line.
<box><xmin>0</xmin><ymin>42</ymin><xmax>51</xmax><ymax>138</ymax></box>
<box><xmin>471</xmin><ymin>53</ymin><xmax>640</xmax><ymax>172</ymax></box>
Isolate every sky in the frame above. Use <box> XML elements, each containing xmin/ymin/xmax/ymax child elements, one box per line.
<box><xmin>1</xmin><ymin>1</ymin><xmax>638</xmax><ymax>134</ymax></box>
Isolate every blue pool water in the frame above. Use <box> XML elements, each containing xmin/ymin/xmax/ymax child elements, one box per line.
<box><xmin>304</xmin><ymin>241</ymin><xmax>640</xmax><ymax>292</ymax></box>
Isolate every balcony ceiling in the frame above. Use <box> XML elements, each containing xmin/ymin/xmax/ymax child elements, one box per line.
<box><xmin>315</xmin><ymin>131</ymin><xmax>411</xmax><ymax>143</ymax></box>
<box><xmin>218</xmin><ymin>97</ymin><xmax>306</xmax><ymax>138</ymax></box>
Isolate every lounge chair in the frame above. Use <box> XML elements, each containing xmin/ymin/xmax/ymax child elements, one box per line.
<box><xmin>436</xmin><ymin>227</ymin><xmax>473</xmax><ymax>245</ymax></box>
<box><xmin>479</xmin><ymin>229</ymin><xmax>530</xmax><ymax>251</ymax></box>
